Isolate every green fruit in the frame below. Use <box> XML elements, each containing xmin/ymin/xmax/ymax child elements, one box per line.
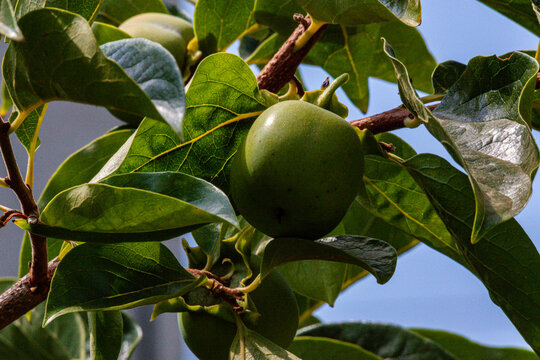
<box><xmin>179</xmin><ymin>271</ymin><xmax>299</xmax><ymax>360</ymax></box>
<box><xmin>230</xmin><ymin>100</ymin><xmax>364</xmax><ymax>239</ymax></box>
<box><xmin>119</xmin><ymin>13</ymin><xmax>194</xmax><ymax>71</ymax></box>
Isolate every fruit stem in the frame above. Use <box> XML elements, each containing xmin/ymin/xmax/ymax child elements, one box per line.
<box><xmin>317</xmin><ymin>73</ymin><xmax>350</xmax><ymax>109</ymax></box>
<box><xmin>236</xmin><ymin>274</ymin><xmax>262</xmax><ymax>294</ymax></box>
<box><xmin>279</xmin><ymin>80</ymin><xmax>299</xmax><ymax>100</ymax></box>
<box><xmin>293</xmin><ymin>16</ymin><xmax>328</xmax><ymax>52</ymax></box>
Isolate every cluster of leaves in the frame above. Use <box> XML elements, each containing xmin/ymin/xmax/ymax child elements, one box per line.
<box><xmin>0</xmin><ymin>0</ymin><xmax>539</xmax><ymax>359</ymax></box>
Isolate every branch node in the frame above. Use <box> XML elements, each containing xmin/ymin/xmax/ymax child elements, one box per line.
<box><xmin>293</xmin><ymin>13</ymin><xmax>309</xmax><ymax>29</ymax></box>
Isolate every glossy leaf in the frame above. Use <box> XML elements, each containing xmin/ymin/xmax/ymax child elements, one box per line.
<box><xmin>0</xmin><ymin>279</ymin><xmax>86</xmax><ymax>360</ymax></box>
<box><xmin>431</xmin><ymin>60</ymin><xmax>467</xmax><ymax>95</ymax></box>
<box><xmin>412</xmin><ymin>328</ymin><xmax>539</xmax><ymax>360</ymax></box>
<box><xmin>296</xmin><ymin>0</ymin><xmax>421</xmax><ymax>26</ymax></box>
<box><xmin>119</xmin><ymin>312</ymin><xmax>142</xmax><ymax>360</ymax></box>
<box><xmin>3</xmin><ymin>9</ymin><xmax>184</xmax><ymax>135</ymax></box>
<box><xmin>384</xmin><ymin>40</ymin><xmax>540</xmax><ymax>242</ymax></box>
<box><xmin>290</xmin><ymin>337</ymin><xmax>383</xmax><ymax>360</ymax></box>
<box><xmin>403</xmin><ymin>153</ymin><xmax>540</xmax><ymax>352</ymax></box>
<box><xmin>475</xmin><ymin>0</ymin><xmax>540</xmax><ymax>35</ymax></box>
<box><xmin>230</xmin><ymin>327</ymin><xmax>301</xmax><ymax>360</ymax></box>
<box><xmin>92</xmin><ymin>21</ymin><xmax>131</xmax><ymax>45</ymax></box>
<box><xmin>44</xmin><ymin>242</ymin><xmax>204</xmax><ymax>325</ymax></box>
<box><xmin>0</xmin><ymin>0</ymin><xmax>22</xmax><ymax>41</ymax></box>
<box><xmin>88</xmin><ymin>311</ymin><xmax>123</xmax><ymax>360</ymax></box>
<box><xmin>14</xmin><ymin>0</ymin><xmax>101</xmax><ymax>21</ymax></box>
<box><xmin>98</xmin><ymin>0</ymin><xmax>168</xmax><ymax>25</ymax></box>
<box><xmin>191</xmin><ymin>223</ymin><xmax>224</xmax><ymax>268</ymax></box>
<box><xmin>298</xmin><ymin>323</ymin><xmax>455</xmax><ymax>360</ymax></box>
<box><xmin>253</xmin><ymin>0</ymin><xmax>303</xmax><ymax>36</ymax></box>
<box><xmin>93</xmin><ymin>53</ymin><xmax>268</xmax><ymax>193</ymax></box>
<box><xmin>194</xmin><ymin>0</ymin><xmax>257</xmax><ymax>54</ymax></box>
<box><xmin>20</xmin><ymin>172</ymin><xmax>238</xmax><ymax>242</ymax></box>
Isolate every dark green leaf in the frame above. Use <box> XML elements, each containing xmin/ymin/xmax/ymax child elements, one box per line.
<box><xmin>411</xmin><ymin>328</ymin><xmax>538</xmax><ymax>360</ymax></box>
<box><xmin>290</xmin><ymin>337</ymin><xmax>383</xmax><ymax>360</ymax></box>
<box><xmin>20</xmin><ymin>172</ymin><xmax>238</xmax><ymax>242</ymax></box>
<box><xmin>260</xmin><ymin>236</ymin><xmax>396</xmax><ymax>284</ymax></box>
<box><xmin>191</xmin><ymin>223</ymin><xmax>224</xmax><ymax>268</ymax></box>
<box><xmin>296</xmin><ymin>0</ymin><xmax>421</xmax><ymax>26</ymax></box>
<box><xmin>14</xmin><ymin>0</ymin><xmax>101</xmax><ymax>21</ymax></box>
<box><xmin>0</xmin><ymin>278</ymin><xmax>86</xmax><ymax>360</ymax></box>
<box><xmin>91</xmin><ymin>21</ymin><xmax>131</xmax><ymax>45</ymax></box>
<box><xmin>88</xmin><ymin>311</ymin><xmax>123</xmax><ymax>360</ymax></box>
<box><xmin>93</xmin><ymin>53</ymin><xmax>268</xmax><ymax>193</ymax></box>
<box><xmin>194</xmin><ymin>0</ymin><xmax>257</xmax><ymax>54</ymax></box>
<box><xmin>431</xmin><ymin>60</ymin><xmax>467</xmax><ymax>94</ymax></box>
<box><xmin>98</xmin><ymin>0</ymin><xmax>168</xmax><ymax>25</ymax></box>
<box><xmin>119</xmin><ymin>312</ymin><xmax>142</xmax><ymax>360</ymax></box>
<box><xmin>475</xmin><ymin>0</ymin><xmax>540</xmax><ymax>35</ymax></box>
<box><xmin>298</xmin><ymin>323</ymin><xmax>456</xmax><ymax>360</ymax></box>
<box><xmin>403</xmin><ymin>153</ymin><xmax>540</xmax><ymax>353</ymax></box>
<box><xmin>230</xmin><ymin>327</ymin><xmax>301</xmax><ymax>360</ymax></box>
<box><xmin>253</xmin><ymin>0</ymin><xmax>303</xmax><ymax>36</ymax></box>
<box><xmin>0</xmin><ymin>0</ymin><xmax>22</xmax><ymax>41</ymax></box>
<box><xmin>384</xmin><ymin>40</ymin><xmax>540</xmax><ymax>242</ymax></box>
<box><xmin>44</xmin><ymin>242</ymin><xmax>204</xmax><ymax>325</ymax></box>
<box><xmin>4</xmin><ymin>9</ymin><xmax>184</xmax><ymax>135</ymax></box>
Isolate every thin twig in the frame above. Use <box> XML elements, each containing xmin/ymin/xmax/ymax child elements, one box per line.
<box><xmin>350</xmin><ymin>104</ymin><xmax>439</xmax><ymax>134</ymax></box>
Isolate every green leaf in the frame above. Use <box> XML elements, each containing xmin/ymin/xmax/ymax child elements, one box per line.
<box><xmin>88</xmin><ymin>311</ymin><xmax>123</xmax><ymax>360</ymax></box>
<box><xmin>253</xmin><ymin>0</ymin><xmax>303</xmax><ymax>36</ymax></box>
<box><xmin>297</xmin><ymin>323</ymin><xmax>456</xmax><ymax>360</ymax></box>
<box><xmin>0</xmin><ymin>0</ymin><xmax>22</xmax><ymax>41</ymax></box>
<box><xmin>93</xmin><ymin>53</ymin><xmax>268</xmax><ymax>193</ymax></box>
<box><xmin>14</xmin><ymin>0</ymin><xmax>101</xmax><ymax>21</ymax></box>
<box><xmin>97</xmin><ymin>0</ymin><xmax>168</xmax><ymax>25</ymax></box>
<box><xmin>3</xmin><ymin>9</ymin><xmax>185</xmax><ymax>135</ymax></box>
<box><xmin>44</xmin><ymin>242</ymin><xmax>204</xmax><ymax>325</ymax></box>
<box><xmin>0</xmin><ymin>80</ymin><xmax>13</xmax><ymax>116</ymax></box>
<box><xmin>20</xmin><ymin>172</ymin><xmax>238</xmax><ymax>242</ymax></box>
<box><xmin>260</xmin><ymin>236</ymin><xmax>396</xmax><ymax>284</ymax></box>
<box><xmin>296</xmin><ymin>0</ymin><xmax>421</xmax><ymax>26</ymax></box>
<box><xmin>384</xmin><ymin>40</ymin><xmax>540</xmax><ymax>242</ymax></box>
<box><xmin>0</xmin><ymin>278</ymin><xmax>86</xmax><ymax>360</ymax></box>
<box><xmin>118</xmin><ymin>312</ymin><xmax>142</xmax><ymax>360</ymax></box>
<box><xmin>290</xmin><ymin>337</ymin><xmax>383</xmax><ymax>360</ymax></box>
<box><xmin>8</xmin><ymin>105</ymin><xmax>45</xmax><ymax>152</ymax></box>
<box><xmin>194</xmin><ymin>0</ymin><xmax>257</xmax><ymax>54</ymax></box>
<box><xmin>403</xmin><ymin>153</ymin><xmax>540</xmax><ymax>353</ymax></box>
<box><xmin>306</xmin><ymin>24</ymin><xmax>435</xmax><ymax>112</ymax></box>
<box><xmin>411</xmin><ymin>328</ymin><xmax>539</xmax><ymax>360</ymax></box>
<box><xmin>91</xmin><ymin>21</ymin><xmax>131</xmax><ymax>45</ymax></box>
<box><xmin>475</xmin><ymin>0</ymin><xmax>540</xmax><ymax>35</ymax></box>
<box><xmin>191</xmin><ymin>223</ymin><xmax>224</xmax><ymax>268</ymax></box>
<box><xmin>431</xmin><ymin>60</ymin><xmax>467</xmax><ymax>95</ymax></box>
<box><xmin>230</xmin><ymin>327</ymin><xmax>301</xmax><ymax>360</ymax></box>
<box><xmin>534</xmin><ymin>0</ymin><xmax>540</xmax><ymax>23</ymax></box>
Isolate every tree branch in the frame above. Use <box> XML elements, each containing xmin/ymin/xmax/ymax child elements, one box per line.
<box><xmin>350</xmin><ymin>104</ymin><xmax>439</xmax><ymax>134</ymax></box>
<box><xmin>0</xmin><ymin>259</ymin><xmax>59</xmax><ymax>330</ymax></box>
<box><xmin>257</xmin><ymin>15</ymin><xmax>328</xmax><ymax>93</ymax></box>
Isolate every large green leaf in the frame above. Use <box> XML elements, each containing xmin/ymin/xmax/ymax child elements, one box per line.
<box><xmin>88</xmin><ymin>311</ymin><xmax>123</xmax><ymax>360</ymax></box>
<box><xmin>20</xmin><ymin>172</ymin><xmax>238</xmax><ymax>242</ymax></box>
<box><xmin>194</xmin><ymin>0</ymin><xmax>257</xmax><ymax>54</ymax></box>
<box><xmin>18</xmin><ymin>129</ymin><xmax>134</xmax><ymax>277</ymax></box>
<box><xmin>0</xmin><ymin>0</ymin><xmax>22</xmax><ymax>41</ymax></box>
<box><xmin>14</xmin><ymin>0</ymin><xmax>101</xmax><ymax>21</ymax></box>
<box><xmin>230</xmin><ymin>327</ymin><xmax>301</xmax><ymax>360</ymax></box>
<box><xmin>3</xmin><ymin>9</ymin><xmax>185</xmax><ymax>136</ymax></box>
<box><xmin>384</xmin><ymin>40</ymin><xmax>540</xmax><ymax>243</ymax></box>
<box><xmin>97</xmin><ymin>0</ymin><xmax>168</xmax><ymax>25</ymax></box>
<box><xmin>0</xmin><ymin>279</ymin><xmax>86</xmax><ymax>360</ymax></box>
<box><xmin>296</xmin><ymin>0</ymin><xmax>421</xmax><ymax>26</ymax></box>
<box><xmin>475</xmin><ymin>0</ymin><xmax>540</xmax><ymax>35</ymax></box>
<box><xmin>403</xmin><ymin>154</ymin><xmax>540</xmax><ymax>353</ymax></box>
<box><xmin>290</xmin><ymin>337</ymin><xmax>382</xmax><ymax>360</ymax></box>
<box><xmin>412</xmin><ymin>328</ymin><xmax>538</xmax><ymax>360</ymax></box>
<box><xmin>297</xmin><ymin>323</ymin><xmax>455</xmax><ymax>360</ymax></box>
<box><xmin>44</xmin><ymin>242</ymin><xmax>204</xmax><ymax>325</ymax></box>
<box><xmin>92</xmin><ymin>53</ymin><xmax>268</xmax><ymax>193</ymax></box>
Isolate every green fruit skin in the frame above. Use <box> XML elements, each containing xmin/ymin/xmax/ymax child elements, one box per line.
<box><xmin>119</xmin><ymin>13</ymin><xmax>194</xmax><ymax>71</ymax></box>
<box><xmin>179</xmin><ymin>271</ymin><xmax>299</xmax><ymax>360</ymax></box>
<box><xmin>230</xmin><ymin>100</ymin><xmax>364</xmax><ymax>239</ymax></box>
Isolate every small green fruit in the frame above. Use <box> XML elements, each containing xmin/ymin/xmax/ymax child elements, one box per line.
<box><xmin>119</xmin><ymin>13</ymin><xmax>194</xmax><ymax>71</ymax></box>
<box><xmin>179</xmin><ymin>271</ymin><xmax>299</xmax><ymax>360</ymax></box>
<box><xmin>230</xmin><ymin>100</ymin><xmax>364</xmax><ymax>239</ymax></box>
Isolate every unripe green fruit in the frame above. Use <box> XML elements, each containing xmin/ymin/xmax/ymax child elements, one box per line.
<box><xmin>119</xmin><ymin>13</ymin><xmax>194</xmax><ymax>71</ymax></box>
<box><xmin>230</xmin><ymin>100</ymin><xmax>364</xmax><ymax>239</ymax></box>
<box><xmin>179</xmin><ymin>271</ymin><xmax>299</xmax><ymax>360</ymax></box>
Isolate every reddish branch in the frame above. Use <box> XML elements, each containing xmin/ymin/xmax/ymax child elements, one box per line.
<box><xmin>350</xmin><ymin>104</ymin><xmax>439</xmax><ymax>134</ymax></box>
<box><xmin>256</xmin><ymin>15</ymin><xmax>328</xmax><ymax>93</ymax></box>
<box><xmin>187</xmin><ymin>268</ymin><xmax>244</xmax><ymax>311</ymax></box>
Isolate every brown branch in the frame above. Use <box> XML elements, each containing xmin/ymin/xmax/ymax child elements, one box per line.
<box><xmin>350</xmin><ymin>104</ymin><xmax>439</xmax><ymax>134</ymax></box>
<box><xmin>256</xmin><ymin>15</ymin><xmax>328</xmax><ymax>93</ymax></box>
<box><xmin>0</xmin><ymin>120</ymin><xmax>48</xmax><ymax>290</ymax></box>
<box><xmin>186</xmin><ymin>268</ymin><xmax>244</xmax><ymax>310</ymax></box>
<box><xmin>0</xmin><ymin>259</ymin><xmax>59</xmax><ymax>330</ymax></box>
